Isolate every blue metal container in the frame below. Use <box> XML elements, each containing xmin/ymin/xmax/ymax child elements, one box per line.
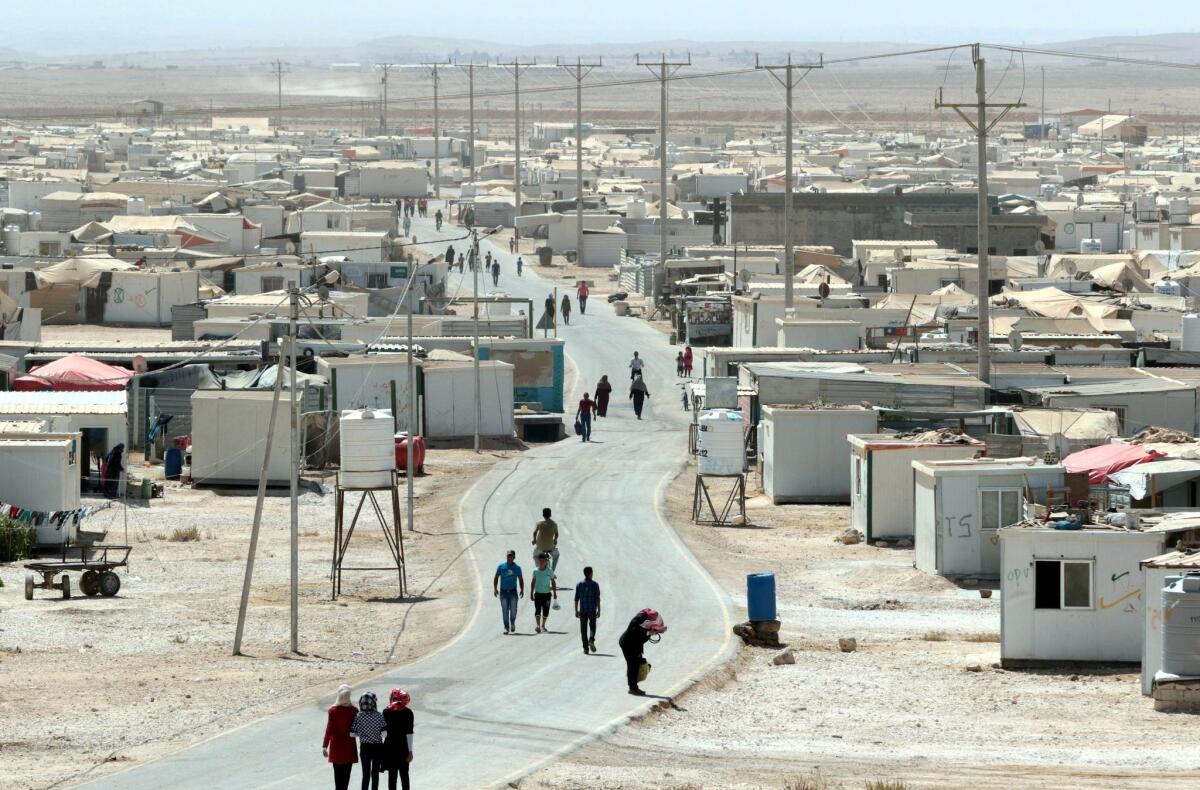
<box><xmin>164</xmin><ymin>447</ymin><xmax>184</xmax><ymax>480</ymax></box>
<box><xmin>747</xmin><ymin>572</ymin><xmax>777</xmax><ymax>621</ymax></box>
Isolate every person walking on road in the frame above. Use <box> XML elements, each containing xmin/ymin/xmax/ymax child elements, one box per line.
<box><xmin>457</xmin><ymin>253</ymin><xmax>465</xmax><ymax>273</ymax></box>
<box><xmin>491</xmin><ymin>259</ymin><xmax>500</xmax><ymax>287</ymax></box>
<box><xmin>509</xmin><ymin>236</ymin><xmax>516</xmax><ymax>254</ymax></box>
<box><xmin>619</xmin><ymin>608</ymin><xmax>667</xmax><ymax>695</ymax></box>
<box><xmin>324</xmin><ymin>684</ymin><xmax>359</xmax><ymax>790</ymax></box>
<box><xmin>560</xmin><ymin>293</ymin><xmax>572</xmax><ymax>325</ymax></box>
<box><xmin>544</xmin><ymin>293</ymin><xmax>556</xmax><ymax>329</ymax></box>
<box><xmin>683</xmin><ymin>345</ymin><xmax>694</xmax><ymax>377</ymax></box>
<box><xmin>574</xmin><ymin>566</ymin><xmax>602</xmax><ymax>654</ymax></box>
<box><xmin>382</xmin><ymin>688</ymin><xmax>414</xmax><ymax>790</ymax></box>
<box><xmin>676</xmin><ymin>351</ymin><xmax>684</xmax><ymax>377</ymax></box>
<box><xmin>493</xmin><ymin>549</ymin><xmax>524</xmax><ymax>634</ymax></box>
<box><xmin>532</xmin><ymin>507</ymin><xmax>559</xmax><ymax>572</ymax></box>
<box><xmin>531</xmin><ymin>552</ymin><xmax>557</xmax><ymax>633</ymax></box>
<box><xmin>629</xmin><ymin>351</ymin><xmax>644</xmax><ymax>381</ymax></box>
<box><xmin>516</xmin><ymin>256</ymin><xmax>524</xmax><ymax>276</ymax></box>
<box><xmin>434</xmin><ymin>208</ymin><xmax>443</xmax><ymax>230</ymax></box>
<box><xmin>629</xmin><ymin>372</ymin><xmax>650</xmax><ymax>420</ymax></box>
<box><xmin>402</xmin><ymin>214</ymin><xmax>411</xmax><ymax>237</ymax></box>
<box><xmin>351</xmin><ymin>692</ymin><xmax>387</xmax><ymax>790</ymax></box>
<box><xmin>445</xmin><ymin>244</ymin><xmax>455</xmax><ymax>268</ymax></box>
<box><xmin>577</xmin><ymin>391</ymin><xmax>597</xmax><ymax>442</ymax></box>
<box><xmin>577</xmin><ymin>281</ymin><xmax>589</xmax><ymax>315</ymax></box>
<box><xmin>594</xmin><ymin>375</ymin><xmax>612</xmax><ymax>417</ymax></box>
<box><xmin>485</xmin><ymin>250</ymin><xmax>492</xmax><ymax>270</ymax></box>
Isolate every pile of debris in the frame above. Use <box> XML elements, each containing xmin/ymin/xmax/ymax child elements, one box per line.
<box><xmin>733</xmin><ymin>619</ymin><xmax>782</xmax><ymax>648</ymax></box>
<box><xmin>893</xmin><ymin>427</ymin><xmax>978</xmax><ymax>445</ymax></box>
<box><xmin>1129</xmin><ymin>426</ymin><xmax>1194</xmax><ymax>445</ymax></box>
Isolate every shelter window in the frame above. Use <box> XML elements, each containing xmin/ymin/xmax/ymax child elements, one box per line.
<box><xmin>38</xmin><ymin>241</ymin><xmax>62</xmax><ymax>256</ymax></box>
<box><xmin>366</xmin><ymin>273</ymin><xmax>389</xmax><ymax>289</ymax></box>
<box><xmin>1095</xmin><ymin>406</ymin><xmax>1126</xmax><ymax>432</ymax></box>
<box><xmin>261</xmin><ymin>276</ymin><xmax>284</xmax><ymax>292</ymax></box>
<box><xmin>1034</xmin><ymin>559</ymin><xmax>1093</xmax><ymax>610</ymax></box>
<box><xmin>980</xmin><ymin>488</ymin><xmax>1022</xmax><ymax>531</ymax></box>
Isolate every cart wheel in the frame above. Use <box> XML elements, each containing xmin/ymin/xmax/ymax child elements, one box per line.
<box><xmin>81</xmin><ymin>570</ymin><xmax>100</xmax><ymax>597</ymax></box>
<box><xmin>61</xmin><ymin>574</ymin><xmax>71</xmax><ymax>600</ymax></box>
<box><xmin>24</xmin><ymin>574</ymin><xmax>34</xmax><ymax>600</ymax></box>
<box><xmin>98</xmin><ymin>571</ymin><xmax>121</xmax><ymax>597</ymax></box>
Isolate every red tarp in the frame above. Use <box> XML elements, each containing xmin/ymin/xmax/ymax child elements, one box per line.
<box><xmin>13</xmin><ymin>354</ymin><xmax>133</xmax><ymax>392</ymax></box>
<box><xmin>1061</xmin><ymin>443</ymin><xmax>1165</xmax><ymax>484</ymax></box>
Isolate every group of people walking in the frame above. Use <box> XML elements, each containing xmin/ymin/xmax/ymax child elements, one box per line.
<box><xmin>398</xmin><ymin>198</ymin><xmax>429</xmax><ymax>219</ymax></box>
<box><xmin>324</xmin><ymin>685</ymin><xmax>414</xmax><ymax>790</ymax></box>
<box><xmin>491</xmin><ymin>507</ymin><xmax>667</xmax><ymax>692</ymax></box>
<box><xmin>675</xmin><ymin>346</ymin><xmax>694</xmax><ymax>377</ymax></box>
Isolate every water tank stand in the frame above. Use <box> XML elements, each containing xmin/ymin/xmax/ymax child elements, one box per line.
<box><xmin>331</xmin><ymin>479</ymin><xmax>407</xmax><ymax>600</ymax></box>
<box><xmin>692</xmin><ymin>473</ymin><xmax>747</xmax><ymax>526</ymax></box>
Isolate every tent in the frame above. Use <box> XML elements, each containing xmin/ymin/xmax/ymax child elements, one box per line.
<box><xmin>33</xmin><ymin>255</ymin><xmax>136</xmax><ymax>289</ymax></box>
<box><xmin>1061</xmin><ymin>443</ymin><xmax>1164</xmax><ymax>484</ymax></box>
<box><xmin>13</xmin><ymin>354</ymin><xmax>133</xmax><ymax>392</ymax></box>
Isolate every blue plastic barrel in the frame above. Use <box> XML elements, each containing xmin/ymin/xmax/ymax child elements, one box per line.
<box><xmin>164</xmin><ymin>447</ymin><xmax>184</xmax><ymax>480</ymax></box>
<box><xmin>747</xmin><ymin>572</ymin><xmax>777</xmax><ymax>621</ymax></box>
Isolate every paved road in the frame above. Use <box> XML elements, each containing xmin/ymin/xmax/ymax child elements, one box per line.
<box><xmin>85</xmin><ymin>212</ymin><xmax>733</xmax><ymax>789</ymax></box>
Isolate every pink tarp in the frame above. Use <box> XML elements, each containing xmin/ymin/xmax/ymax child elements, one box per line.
<box><xmin>1061</xmin><ymin>443</ymin><xmax>1164</xmax><ymax>484</ymax></box>
<box><xmin>13</xmin><ymin>354</ymin><xmax>133</xmax><ymax>392</ymax></box>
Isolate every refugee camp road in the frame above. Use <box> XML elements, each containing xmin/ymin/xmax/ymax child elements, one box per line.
<box><xmin>83</xmin><ymin>211</ymin><xmax>734</xmax><ymax>789</ymax></box>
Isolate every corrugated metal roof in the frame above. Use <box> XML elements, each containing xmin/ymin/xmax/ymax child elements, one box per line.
<box><xmin>0</xmin><ymin>390</ymin><xmax>126</xmax><ymax>406</ymax></box>
<box><xmin>1141</xmin><ymin>549</ymin><xmax>1200</xmax><ymax>569</ymax></box>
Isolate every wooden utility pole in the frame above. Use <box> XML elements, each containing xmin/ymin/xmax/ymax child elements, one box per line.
<box><xmin>496</xmin><ymin>59</ymin><xmax>540</xmax><ymax>245</ymax></box>
<box><xmin>455</xmin><ymin>61</ymin><xmax>486</xmax><ymax>179</ymax></box>
<box><xmin>637</xmin><ymin>53</ymin><xmax>691</xmax><ymax>273</ymax></box>
<box><xmin>421</xmin><ymin>60</ymin><xmax>452</xmax><ymax>199</ymax></box>
<box><xmin>376</xmin><ymin>63</ymin><xmax>396</xmax><ymax>136</ymax></box>
<box><xmin>756</xmin><ymin>53</ymin><xmax>823</xmax><ymax>311</ymax></box>
<box><xmin>557</xmin><ymin>57</ymin><xmax>603</xmax><ymax>264</ymax></box>
<box><xmin>270</xmin><ymin>60</ymin><xmax>291</xmax><ymax>132</ymax></box>
<box><xmin>935</xmin><ymin>44</ymin><xmax>1025</xmax><ymax>386</ymax></box>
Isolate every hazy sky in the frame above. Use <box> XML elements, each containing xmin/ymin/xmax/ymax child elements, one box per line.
<box><xmin>7</xmin><ymin>0</ymin><xmax>1198</xmax><ymax>55</ymax></box>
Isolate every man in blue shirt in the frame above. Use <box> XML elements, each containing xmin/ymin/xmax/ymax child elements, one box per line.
<box><xmin>574</xmin><ymin>566</ymin><xmax>602</xmax><ymax>654</ymax></box>
<box><xmin>493</xmin><ymin>549</ymin><xmax>524</xmax><ymax>635</ymax></box>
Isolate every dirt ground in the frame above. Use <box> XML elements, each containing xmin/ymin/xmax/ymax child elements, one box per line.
<box><xmin>0</xmin><ymin>444</ymin><xmax>520</xmax><ymax>790</ymax></box>
<box><xmin>522</xmin><ymin>466</ymin><xmax>1200</xmax><ymax>790</ymax></box>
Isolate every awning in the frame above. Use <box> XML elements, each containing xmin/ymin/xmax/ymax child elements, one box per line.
<box><xmin>1110</xmin><ymin>458</ymin><xmax>1200</xmax><ymax>500</ymax></box>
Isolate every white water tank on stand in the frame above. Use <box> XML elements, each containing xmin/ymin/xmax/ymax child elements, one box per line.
<box><xmin>339</xmin><ymin>408</ymin><xmax>395</xmax><ymax>488</ymax></box>
<box><xmin>696</xmin><ymin>408</ymin><xmax>745</xmax><ymax>476</ymax></box>
<box><xmin>1162</xmin><ymin>573</ymin><xmax>1200</xmax><ymax>676</ymax></box>
<box><xmin>1182</xmin><ymin>314</ymin><xmax>1200</xmax><ymax>352</ymax></box>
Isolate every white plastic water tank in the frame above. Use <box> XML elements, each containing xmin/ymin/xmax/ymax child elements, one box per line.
<box><xmin>1161</xmin><ymin>573</ymin><xmax>1200</xmax><ymax>676</ymax></box>
<box><xmin>1135</xmin><ymin>193</ymin><xmax>1157</xmax><ymax>222</ymax></box>
<box><xmin>1170</xmin><ymin>198</ymin><xmax>1191</xmax><ymax>225</ymax></box>
<box><xmin>626</xmin><ymin>199</ymin><xmax>648</xmax><ymax>220</ymax></box>
<box><xmin>28</xmin><ymin>211</ymin><xmax>41</xmax><ymax>231</ymax></box>
<box><xmin>1080</xmin><ymin>238</ymin><xmax>1103</xmax><ymax>254</ymax></box>
<box><xmin>1182</xmin><ymin>314</ymin><xmax>1200</xmax><ymax>352</ymax></box>
<box><xmin>696</xmin><ymin>408</ymin><xmax>745</xmax><ymax>476</ymax></box>
<box><xmin>340</xmin><ymin>408</ymin><xmax>395</xmax><ymax>474</ymax></box>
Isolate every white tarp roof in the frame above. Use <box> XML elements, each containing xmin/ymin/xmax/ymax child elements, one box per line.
<box><xmin>1110</xmin><ymin>458</ymin><xmax>1200</xmax><ymax>500</ymax></box>
<box><xmin>1011</xmin><ymin>408</ymin><xmax>1120</xmax><ymax>440</ymax></box>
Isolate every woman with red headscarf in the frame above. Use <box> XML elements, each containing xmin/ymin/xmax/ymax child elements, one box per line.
<box><xmin>382</xmin><ymin>688</ymin><xmax>414</xmax><ymax>790</ymax></box>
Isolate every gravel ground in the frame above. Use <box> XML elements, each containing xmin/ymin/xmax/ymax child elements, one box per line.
<box><xmin>522</xmin><ymin>468</ymin><xmax>1200</xmax><ymax>790</ymax></box>
<box><xmin>0</xmin><ymin>445</ymin><xmax>519</xmax><ymax>790</ymax></box>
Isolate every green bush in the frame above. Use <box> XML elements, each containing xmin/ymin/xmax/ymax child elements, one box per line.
<box><xmin>0</xmin><ymin>516</ymin><xmax>36</xmax><ymax>563</ymax></box>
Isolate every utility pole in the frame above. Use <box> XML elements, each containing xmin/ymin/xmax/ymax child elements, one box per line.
<box><xmin>638</xmin><ymin>53</ymin><xmax>691</xmax><ymax>272</ymax></box>
<box><xmin>557</xmin><ymin>56</ymin><xmax>603</xmax><ymax>264</ymax></box>
<box><xmin>1040</xmin><ymin>66</ymin><xmax>1046</xmax><ymax>142</ymax></box>
<box><xmin>455</xmin><ymin>61</ymin><xmax>485</xmax><ymax>179</ymax></box>
<box><xmin>376</xmin><ymin>63</ymin><xmax>396</xmax><ymax>136</ymax></box>
<box><xmin>406</xmin><ymin>289</ymin><xmax>416</xmax><ymax>532</ymax></box>
<box><xmin>471</xmin><ymin>229</ymin><xmax>481</xmax><ymax>452</ymax></box>
<box><xmin>287</xmin><ymin>287</ymin><xmax>299</xmax><ymax>654</ymax></box>
<box><xmin>497</xmin><ymin>59</ymin><xmax>539</xmax><ymax>246</ymax></box>
<box><xmin>421</xmin><ymin>60</ymin><xmax>452</xmax><ymax>199</ymax></box>
<box><xmin>935</xmin><ymin>43</ymin><xmax>1025</xmax><ymax>387</ymax></box>
<box><xmin>270</xmin><ymin>60</ymin><xmax>291</xmax><ymax>133</ymax></box>
<box><xmin>757</xmin><ymin>53</ymin><xmax>823</xmax><ymax>311</ymax></box>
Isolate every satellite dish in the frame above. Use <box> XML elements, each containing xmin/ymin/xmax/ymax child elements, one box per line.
<box><xmin>1063</xmin><ymin>260</ymin><xmax>1077</xmax><ymax>276</ymax></box>
<box><xmin>131</xmin><ymin>354</ymin><xmax>149</xmax><ymax>375</ymax></box>
<box><xmin>1007</xmin><ymin>330</ymin><xmax>1023</xmax><ymax>351</ymax></box>
<box><xmin>818</xmin><ymin>282</ymin><xmax>831</xmax><ymax>299</ymax></box>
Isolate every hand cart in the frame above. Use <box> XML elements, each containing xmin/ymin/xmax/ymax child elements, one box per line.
<box><xmin>24</xmin><ymin>544</ymin><xmax>132</xmax><ymax>600</ymax></box>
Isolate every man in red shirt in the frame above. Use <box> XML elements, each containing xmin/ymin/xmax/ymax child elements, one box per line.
<box><xmin>577</xmin><ymin>281</ymin><xmax>589</xmax><ymax>315</ymax></box>
<box><xmin>576</xmin><ymin>392</ymin><xmax>597</xmax><ymax>442</ymax></box>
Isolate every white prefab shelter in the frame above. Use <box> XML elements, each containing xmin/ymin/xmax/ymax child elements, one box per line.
<box><xmin>849</xmin><ymin>433</ymin><xmax>984</xmax><ymax>542</ymax></box>
<box><xmin>760</xmin><ymin>405</ymin><xmax>877</xmax><ymax>503</ymax></box>
<box><xmin>1000</xmin><ymin>526</ymin><xmax>1166</xmax><ymax>667</ymax></box>
<box><xmin>190</xmin><ymin>390</ymin><xmax>293</xmax><ymax>485</ymax></box>
<box><xmin>913</xmin><ymin>458</ymin><xmax>1064</xmax><ymax>579</ymax></box>
<box><xmin>1141</xmin><ymin>548</ymin><xmax>1200</xmax><ymax>695</ymax></box>
<box><xmin>316</xmin><ymin>355</ymin><xmax>419</xmax><ymax>432</ymax></box>
<box><xmin>422</xmin><ymin>360</ymin><xmax>514</xmax><ymax>439</ymax></box>
<box><xmin>0</xmin><ymin>434</ymin><xmax>81</xmax><ymax>545</ymax></box>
